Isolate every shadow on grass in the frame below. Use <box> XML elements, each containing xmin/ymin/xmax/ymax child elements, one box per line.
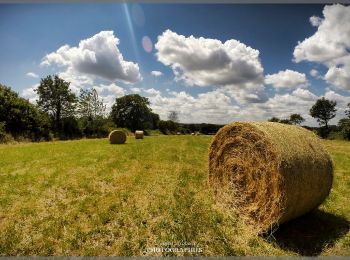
<box><xmin>266</xmin><ymin>209</ymin><xmax>350</xmax><ymax>256</ymax></box>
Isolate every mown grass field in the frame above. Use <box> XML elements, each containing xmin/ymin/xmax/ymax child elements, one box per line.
<box><xmin>0</xmin><ymin>136</ymin><xmax>349</xmax><ymax>256</ymax></box>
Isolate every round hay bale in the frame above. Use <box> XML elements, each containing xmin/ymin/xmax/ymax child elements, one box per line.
<box><xmin>135</xmin><ymin>130</ymin><xmax>144</xmax><ymax>139</ymax></box>
<box><xmin>209</xmin><ymin>122</ymin><xmax>333</xmax><ymax>232</ymax></box>
<box><xmin>109</xmin><ymin>130</ymin><xmax>127</xmax><ymax>144</ymax></box>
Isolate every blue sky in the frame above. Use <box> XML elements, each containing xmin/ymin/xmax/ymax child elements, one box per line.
<box><xmin>0</xmin><ymin>4</ymin><xmax>349</xmax><ymax>125</ymax></box>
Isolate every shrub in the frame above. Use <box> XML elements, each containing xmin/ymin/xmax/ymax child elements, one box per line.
<box><xmin>337</xmin><ymin>118</ymin><xmax>350</xmax><ymax>141</ymax></box>
<box><xmin>79</xmin><ymin>117</ymin><xmax>111</xmax><ymax>138</ymax></box>
<box><xmin>317</xmin><ymin>126</ymin><xmax>332</xmax><ymax>139</ymax></box>
<box><xmin>144</xmin><ymin>129</ymin><xmax>162</xmax><ymax>136</ymax></box>
<box><xmin>59</xmin><ymin>117</ymin><xmax>82</xmax><ymax>140</ymax></box>
<box><xmin>342</xmin><ymin>126</ymin><xmax>350</xmax><ymax>140</ymax></box>
<box><xmin>177</xmin><ymin>126</ymin><xmax>189</xmax><ymax>134</ymax></box>
<box><xmin>327</xmin><ymin>130</ymin><xmax>344</xmax><ymax>140</ymax></box>
<box><xmin>158</xmin><ymin>120</ymin><xmax>178</xmax><ymax>134</ymax></box>
<box><xmin>199</xmin><ymin>123</ymin><xmax>223</xmax><ymax>135</ymax></box>
<box><xmin>0</xmin><ymin>84</ymin><xmax>51</xmax><ymax>141</ymax></box>
<box><xmin>0</xmin><ymin>122</ymin><xmax>13</xmax><ymax>144</ymax></box>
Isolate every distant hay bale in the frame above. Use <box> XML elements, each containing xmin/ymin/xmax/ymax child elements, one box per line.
<box><xmin>209</xmin><ymin>122</ymin><xmax>333</xmax><ymax>233</ymax></box>
<box><xmin>135</xmin><ymin>130</ymin><xmax>144</xmax><ymax>139</ymax></box>
<box><xmin>109</xmin><ymin>130</ymin><xmax>127</xmax><ymax>144</ymax></box>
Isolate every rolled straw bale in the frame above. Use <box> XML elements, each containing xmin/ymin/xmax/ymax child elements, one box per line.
<box><xmin>109</xmin><ymin>130</ymin><xmax>127</xmax><ymax>144</ymax></box>
<box><xmin>208</xmin><ymin>122</ymin><xmax>333</xmax><ymax>232</ymax></box>
<box><xmin>135</xmin><ymin>130</ymin><xmax>144</xmax><ymax>139</ymax></box>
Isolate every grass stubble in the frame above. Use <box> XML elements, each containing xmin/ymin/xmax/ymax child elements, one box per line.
<box><xmin>0</xmin><ymin>136</ymin><xmax>349</xmax><ymax>256</ymax></box>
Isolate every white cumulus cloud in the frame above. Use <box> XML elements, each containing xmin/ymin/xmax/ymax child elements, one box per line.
<box><xmin>309</xmin><ymin>69</ymin><xmax>319</xmax><ymax>78</ymax></box>
<box><xmin>146</xmin><ymin>86</ymin><xmax>349</xmax><ymax>126</ymax></box>
<box><xmin>94</xmin><ymin>83</ymin><xmax>126</xmax><ymax>96</ymax></box>
<box><xmin>151</xmin><ymin>70</ymin><xmax>163</xmax><ymax>77</ymax></box>
<box><xmin>309</xmin><ymin>16</ymin><xmax>323</xmax><ymax>27</ymax></box>
<box><xmin>251</xmin><ymin>88</ymin><xmax>319</xmax><ymax>124</ymax></box>
<box><xmin>155</xmin><ymin>29</ymin><xmax>264</xmax><ymax>90</ymax></box>
<box><xmin>26</xmin><ymin>72</ymin><xmax>39</xmax><ymax>79</ymax></box>
<box><xmin>22</xmin><ymin>84</ymin><xmax>39</xmax><ymax>104</ymax></box>
<box><xmin>324</xmin><ymin>66</ymin><xmax>350</xmax><ymax>90</ymax></box>
<box><xmin>265</xmin><ymin>69</ymin><xmax>309</xmax><ymax>90</ymax></box>
<box><xmin>143</xmin><ymin>88</ymin><xmax>160</xmax><ymax>95</ymax></box>
<box><xmin>149</xmin><ymin>89</ymin><xmax>237</xmax><ymax>124</ymax></box>
<box><xmin>130</xmin><ymin>87</ymin><xmax>141</xmax><ymax>93</ymax></box>
<box><xmin>292</xmin><ymin>88</ymin><xmax>318</xmax><ymax>101</ymax></box>
<box><xmin>41</xmin><ymin>31</ymin><xmax>142</xmax><ymax>85</ymax></box>
<box><xmin>293</xmin><ymin>4</ymin><xmax>350</xmax><ymax>91</ymax></box>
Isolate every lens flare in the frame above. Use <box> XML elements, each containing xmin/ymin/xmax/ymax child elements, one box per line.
<box><xmin>142</xmin><ymin>36</ymin><xmax>153</xmax><ymax>53</ymax></box>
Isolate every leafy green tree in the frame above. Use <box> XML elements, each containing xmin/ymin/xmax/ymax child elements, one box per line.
<box><xmin>338</xmin><ymin>118</ymin><xmax>350</xmax><ymax>140</ymax></box>
<box><xmin>149</xmin><ymin>112</ymin><xmax>160</xmax><ymax>130</ymax></box>
<box><xmin>0</xmin><ymin>84</ymin><xmax>51</xmax><ymax>141</ymax></box>
<box><xmin>346</xmin><ymin>103</ymin><xmax>350</xmax><ymax>118</ymax></box>
<box><xmin>110</xmin><ymin>94</ymin><xmax>156</xmax><ymax>131</ymax></box>
<box><xmin>289</xmin><ymin>113</ymin><xmax>305</xmax><ymax>125</ymax></box>
<box><xmin>340</xmin><ymin>103</ymin><xmax>350</xmax><ymax>140</ymax></box>
<box><xmin>158</xmin><ymin>120</ymin><xmax>168</xmax><ymax>134</ymax></box>
<box><xmin>35</xmin><ymin>75</ymin><xmax>77</xmax><ymax>132</ymax></box>
<box><xmin>279</xmin><ymin>119</ymin><xmax>291</xmax><ymax>124</ymax></box>
<box><xmin>77</xmin><ymin>88</ymin><xmax>109</xmax><ymax>138</ymax></box>
<box><xmin>268</xmin><ymin>117</ymin><xmax>280</xmax><ymax>122</ymax></box>
<box><xmin>158</xmin><ymin>120</ymin><xmax>178</xmax><ymax>134</ymax></box>
<box><xmin>0</xmin><ymin>122</ymin><xmax>11</xmax><ymax>143</ymax></box>
<box><xmin>200</xmin><ymin>123</ymin><xmax>222</xmax><ymax>134</ymax></box>
<box><xmin>310</xmin><ymin>97</ymin><xmax>337</xmax><ymax>128</ymax></box>
<box><xmin>61</xmin><ymin>117</ymin><xmax>82</xmax><ymax>139</ymax></box>
<box><xmin>77</xmin><ymin>88</ymin><xmax>106</xmax><ymax>119</ymax></box>
<box><xmin>168</xmin><ymin>110</ymin><xmax>179</xmax><ymax>123</ymax></box>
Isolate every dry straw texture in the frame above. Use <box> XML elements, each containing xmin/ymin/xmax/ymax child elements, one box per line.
<box><xmin>209</xmin><ymin>122</ymin><xmax>333</xmax><ymax>233</ymax></box>
<box><xmin>135</xmin><ymin>130</ymin><xmax>144</xmax><ymax>139</ymax></box>
<box><xmin>109</xmin><ymin>130</ymin><xmax>127</xmax><ymax>144</ymax></box>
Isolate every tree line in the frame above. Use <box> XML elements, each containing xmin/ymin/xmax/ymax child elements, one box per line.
<box><xmin>268</xmin><ymin>97</ymin><xmax>350</xmax><ymax>139</ymax></box>
<box><xmin>1</xmin><ymin>74</ymin><xmax>350</xmax><ymax>143</ymax></box>
<box><xmin>0</xmin><ymin>75</ymin><xmax>222</xmax><ymax>143</ymax></box>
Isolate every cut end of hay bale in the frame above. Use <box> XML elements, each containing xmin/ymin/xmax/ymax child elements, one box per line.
<box><xmin>109</xmin><ymin>130</ymin><xmax>127</xmax><ymax>144</ymax></box>
<box><xmin>208</xmin><ymin>122</ymin><xmax>333</xmax><ymax>233</ymax></box>
<box><xmin>135</xmin><ymin>130</ymin><xmax>144</xmax><ymax>139</ymax></box>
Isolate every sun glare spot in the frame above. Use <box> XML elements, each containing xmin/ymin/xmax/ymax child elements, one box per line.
<box><xmin>142</xmin><ymin>36</ymin><xmax>153</xmax><ymax>53</ymax></box>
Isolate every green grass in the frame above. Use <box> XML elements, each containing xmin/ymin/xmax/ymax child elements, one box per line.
<box><xmin>0</xmin><ymin>136</ymin><xmax>349</xmax><ymax>256</ymax></box>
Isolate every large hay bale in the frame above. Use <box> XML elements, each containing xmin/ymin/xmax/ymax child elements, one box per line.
<box><xmin>135</xmin><ymin>130</ymin><xmax>144</xmax><ymax>139</ymax></box>
<box><xmin>109</xmin><ymin>130</ymin><xmax>127</xmax><ymax>144</ymax></box>
<box><xmin>209</xmin><ymin>122</ymin><xmax>333</xmax><ymax>232</ymax></box>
